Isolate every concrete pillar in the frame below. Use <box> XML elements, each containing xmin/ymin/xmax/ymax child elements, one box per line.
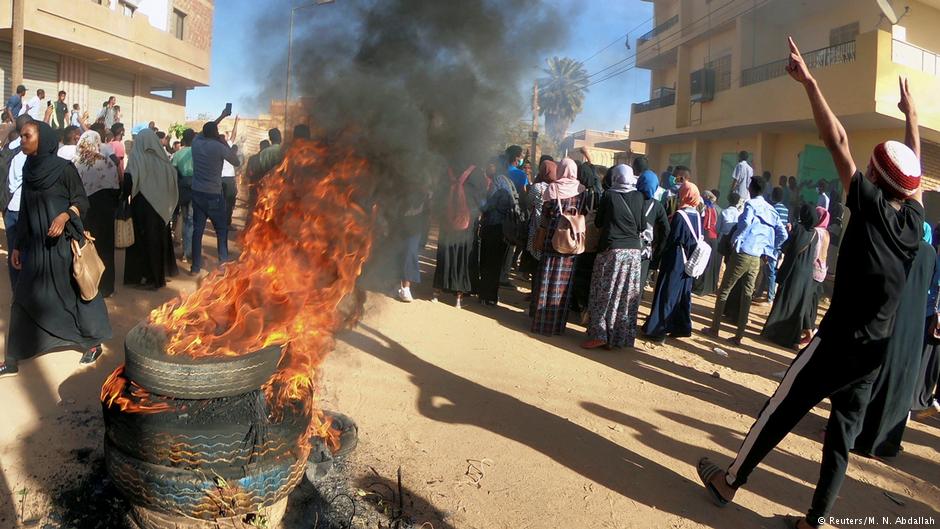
<box><xmin>691</xmin><ymin>137</ymin><xmax>713</xmax><ymax>190</ymax></box>
<box><xmin>11</xmin><ymin>0</ymin><xmax>24</xmax><ymax>91</ymax></box>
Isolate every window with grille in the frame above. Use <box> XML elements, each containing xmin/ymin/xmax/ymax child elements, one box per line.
<box><xmin>174</xmin><ymin>10</ymin><xmax>186</xmax><ymax>40</ymax></box>
<box><xmin>121</xmin><ymin>2</ymin><xmax>136</xmax><ymax>16</ymax></box>
<box><xmin>705</xmin><ymin>54</ymin><xmax>732</xmax><ymax>92</ymax></box>
<box><xmin>830</xmin><ymin>22</ymin><xmax>859</xmax><ymax>46</ymax></box>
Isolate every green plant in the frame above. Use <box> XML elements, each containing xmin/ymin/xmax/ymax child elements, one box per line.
<box><xmin>168</xmin><ymin>122</ymin><xmax>187</xmax><ymax>140</ymax></box>
<box><xmin>538</xmin><ymin>56</ymin><xmax>590</xmax><ymax>144</ymax></box>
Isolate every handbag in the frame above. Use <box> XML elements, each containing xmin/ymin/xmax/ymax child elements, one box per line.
<box><xmin>115</xmin><ymin>194</ymin><xmax>134</xmax><ymax>249</ymax></box>
<box><xmin>71</xmin><ymin>229</ymin><xmax>105</xmax><ymax>302</ymax></box>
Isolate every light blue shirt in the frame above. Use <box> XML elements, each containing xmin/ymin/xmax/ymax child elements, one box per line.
<box><xmin>732</xmin><ymin>161</ymin><xmax>752</xmax><ymax>203</ymax></box>
<box><xmin>733</xmin><ymin>196</ymin><xmax>788</xmax><ymax>259</ymax></box>
<box><xmin>717</xmin><ymin>204</ymin><xmax>740</xmax><ymax>235</ymax></box>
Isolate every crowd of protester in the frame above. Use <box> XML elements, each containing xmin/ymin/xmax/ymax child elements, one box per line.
<box><xmin>0</xmin><ymin>95</ymin><xmax>308</xmax><ymax>379</ymax></box>
<box><xmin>392</xmin><ymin>39</ymin><xmax>940</xmax><ymax>529</ymax></box>
<box><xmin>0</xmin><ymin>36</ymin><xmax>938</xmax><ymax>529</ymax></box>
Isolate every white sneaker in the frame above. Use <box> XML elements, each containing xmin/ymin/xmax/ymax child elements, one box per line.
<box><xmin>398</xmin><ymin>287</ymin><xmax>414</xmax><ymax>303</ymax></box>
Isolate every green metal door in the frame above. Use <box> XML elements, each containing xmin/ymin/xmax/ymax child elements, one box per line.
<box><xmin>668</xmin><ymin>152</ymin><xmax>691</xmax><ymax>170</ymax></box>
<box><xmin>796</xmin><ymin>144</ymin><xmax>841</xmax><ymax>203</ymax></box>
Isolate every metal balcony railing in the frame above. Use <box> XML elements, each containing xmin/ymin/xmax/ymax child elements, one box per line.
<box><xmin>633</xmin><ymin>91</ymin><xmax>676</xmax><ymax>114</ymax></box>
<box><xmin>741</xmin><ymin>40</ymin><xmax>856</xmax><ymax>87</ymax></box>
<box><xmin>893</xmin><ymin>39</ymin><xmax>940</xmax><ymax>75</ymax></box>
<box><xmin>638</xmin><ymin>15</ymin><xmax>679</xmax><ymax>45</ymax></box>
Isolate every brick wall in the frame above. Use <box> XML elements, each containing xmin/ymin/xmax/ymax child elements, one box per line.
<box><xmin>173</xmin><ymin>0</ymin><xmax>213</xmax><ymax>51</ymax></box>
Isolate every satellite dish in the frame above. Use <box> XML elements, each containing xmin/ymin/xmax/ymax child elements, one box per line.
<box><xmin>876</xmin><ymin>0</ymin><xmax>900</xmax><ymax>24</ymax></box>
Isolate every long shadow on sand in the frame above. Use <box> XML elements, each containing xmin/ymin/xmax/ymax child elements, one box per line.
<box><xmin>341</xmin><ymin>323</ymin><xmax>779</xmax><ymax>528</ymax></box>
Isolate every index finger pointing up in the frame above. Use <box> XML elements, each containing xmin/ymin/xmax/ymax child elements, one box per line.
<box><xmin>788</xmin><ymin>36</ymin><xmax>801</xmax><ymax>56</ymax></box>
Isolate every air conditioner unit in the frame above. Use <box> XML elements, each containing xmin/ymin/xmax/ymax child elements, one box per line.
<box><xmin>690</xmin><ymin>68</ymin><xmax>716</xmax><ymax>102</ymax></box>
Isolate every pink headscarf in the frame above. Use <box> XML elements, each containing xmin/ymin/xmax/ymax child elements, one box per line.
<box><xmin>815</xmin><ymin>206</ymin><xmax>831</xmax><ymax>229</ymax></box>
<box><xmin>547</xmin><ymin>158</ymin><xmax>584</xmax><ymax>200</ymax></box>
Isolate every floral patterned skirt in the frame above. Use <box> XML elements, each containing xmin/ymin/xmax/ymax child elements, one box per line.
<box><xmin>587</xmin><ymin>248</ymin><xmax>643</xmax><ymax>347</ymax></box>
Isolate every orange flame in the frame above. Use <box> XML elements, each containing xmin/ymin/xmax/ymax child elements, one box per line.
<box><xmin>103</xmin><ymin>139</ymin><xmax>374</xmax><ymax>438</ymax></box>
<box><xmin>100</xmin><ymin>366</ymin><xmax>172</xmax><ymax>414</ymax></box>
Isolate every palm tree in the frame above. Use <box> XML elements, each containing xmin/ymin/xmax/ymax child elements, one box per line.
<box><xmin>538</xmin><ymin>57</ymin><xmax>590</xmax><ymax>143</ymax></box>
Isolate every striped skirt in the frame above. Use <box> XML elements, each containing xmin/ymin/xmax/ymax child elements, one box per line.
<box><xmin>531</xmin><ymin>252</ymin><xmax>577</xmax><ymax>336</ymax></box>
<box><xmin>587</xmin><ymin>248</ymin><xmax>643</xmax><ymax>347</ymax></box>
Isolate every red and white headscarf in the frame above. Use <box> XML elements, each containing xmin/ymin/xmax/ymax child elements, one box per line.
<box><xmin>870</xmin><ymin>140</ymin><xmax>921</xmax><ymax>199</ymax></box>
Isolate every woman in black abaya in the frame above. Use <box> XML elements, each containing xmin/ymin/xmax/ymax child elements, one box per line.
<box><xmin>852</xmin><ymin>225</ymin><xmax>936</xmax><ymax>458</ymax></box>
<box><xmin>0</xmin><ymin>121</ymin><xmax>112</xmax><ymax>377</ymax></box>
<box><xmin>760</xmin><ymin>204</ymin><xmax>820</xmax><ymax>348</ymax></box>
<box><xmin>123</xmin><ymin>128</ymin><xmax>179</xmax><ymax>289</ymax></box>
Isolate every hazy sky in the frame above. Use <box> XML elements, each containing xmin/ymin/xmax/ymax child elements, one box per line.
<box><xmin>186</xmin><ymin>0</ymin><xmax>655</xmax><ymax>134</ymax></box>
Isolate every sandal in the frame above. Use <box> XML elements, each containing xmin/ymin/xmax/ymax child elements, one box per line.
<box><xmin>581</xmin><ymin>339</ymin><xmax>608</xmax><ymax>350</ymax></box>
<box><xmin>700</xmin><ymin>327</ymin><xmax>721</xmax><ymax>339</ymax></box>
<box><xmin>697</xmin><ymin>457</ymin><xmax>731</xmax><ymax>507</ymax></box>
<box><xmin>80</xmin><ymin>345</ymin><xmax>103</xmax><ymax>365</ymax></box>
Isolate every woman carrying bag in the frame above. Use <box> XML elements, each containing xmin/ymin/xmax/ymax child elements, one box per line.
<box><xmin>0</xmin><ymin>121</ymin><xmax>111</xmax><ymax>378</ymax></box>
<box><xmin>75</xmin><ymin>130</ymin><xmax>120</xmax><ymax>297</ymax></box>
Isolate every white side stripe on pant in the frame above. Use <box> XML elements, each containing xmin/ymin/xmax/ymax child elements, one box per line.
<box><xmin>727</xmin><ymin>336</ymin><xmax>822</xmax><ymax>485</ymax></box>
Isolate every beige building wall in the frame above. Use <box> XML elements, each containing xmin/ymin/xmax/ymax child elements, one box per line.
<box><xmin>0</xmin><ymin>0</ymin><xmax>212</xmax><ymax>130</ymax></box>
<box><xmin>632</xmin><ymin>0</ymin><xmax>940</xmax><ymax>214</ymax></box>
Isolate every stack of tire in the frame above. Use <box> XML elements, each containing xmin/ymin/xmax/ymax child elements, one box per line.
<box><xmin>105</xmin><ymin>323</ymin><xmax>310</xmax><ymax>529</ymax></box>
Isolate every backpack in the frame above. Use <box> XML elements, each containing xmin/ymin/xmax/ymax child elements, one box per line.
<box><xmin>446</xmin><ymin>165</ymin><xmax>475</xmax><ymax>231</ymax></box>
<box><xmin>678</xmin><ymin>210</ymin><xmax>711</xmax><ymax>278</ymax></box>
<box><xmin>640</xmin><ymin>200</ymin><xmax>656</xmax><ymax>260</ymax></box>
<box><xmin>498</xmin><ymin>174</ymin><xmax>528</xmax><ymax>246</ymax></box>
<box><xmin>0</xmin><ymin>144</ymin><xmax>22</xmax><ymax>212</ymax></box>
<box><xmin>551</xmin><ymin>197</ymin><xmax>586</xmax><ymax>255</ymax></box>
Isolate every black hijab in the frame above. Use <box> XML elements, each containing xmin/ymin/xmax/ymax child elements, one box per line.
<box><xmin>797</xmin><ymin>203</ymin><xmax>818</xmax><ymax>231</ymax></box>
<box><xmin>24</xmin><ymin>121</ymin><xmax>69</xmax><ymax>190</ymax></box>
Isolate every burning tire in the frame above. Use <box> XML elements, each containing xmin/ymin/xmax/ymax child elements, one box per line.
<box><xmin>125</xmin><ymin>497</ymin><xmax>288</xmax><ymax>529</ymax></box>
<box><xmin>104</xmin><ymin>390</ymin><xmax>311</xmax><ymax>471</ymax></box>
<box><xmin>106</xmin><ymin>439</ymin><xmax>308</xmax><ymax>520</ymax></box>
<box><xmin>123</xmin><ymin>323</ymin><xmax>284</xmax><ymax>400</ymax></box>
<box><xmin>325</xmin><ymin>410</ymin><xmax>358</xmax><ymax>457</ymax></box>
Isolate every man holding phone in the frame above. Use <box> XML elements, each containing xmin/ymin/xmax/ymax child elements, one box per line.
<box><xmin>190</xmin><ymin>104</ymin><xmax>240</xmax><ymax>275</ymax></box>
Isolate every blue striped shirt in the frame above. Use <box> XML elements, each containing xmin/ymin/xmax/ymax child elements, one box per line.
<box><xmin>774</xmin><ymin>202</ymin><xmax>789</xmax><ymax>226</ymax></box>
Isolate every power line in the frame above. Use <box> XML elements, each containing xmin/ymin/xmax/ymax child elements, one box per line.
<box><xmin>578</xmin><ymin>16</ymin><xmax>654</xmax><ymax>66</ymax></box>
<box><xmin>582</xmin><ymin>0</ymin><xmax>774</xmax><ymax>89</ymax></box>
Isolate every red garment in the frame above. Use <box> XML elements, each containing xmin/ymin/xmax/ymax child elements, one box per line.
<box><xmin>702</xmin><ymin>206</ymin><xmax>718</xmax><ymax>240</ymax></box>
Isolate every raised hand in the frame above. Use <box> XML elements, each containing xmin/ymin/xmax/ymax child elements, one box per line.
<box><xmin>898</xmin><ymin>76</ymin><xmax>916</xmax><ymax>117</ymax></box>
<box><xmin>785</xmin><ymin>37</ymin><xmax>813</xmax><ymax>85</ymax></box>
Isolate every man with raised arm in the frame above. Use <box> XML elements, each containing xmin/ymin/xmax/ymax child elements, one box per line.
<box><xmin>696</xmin><ymin>38</ymin><xmax>925</xmax><ymax>529</ymax></box>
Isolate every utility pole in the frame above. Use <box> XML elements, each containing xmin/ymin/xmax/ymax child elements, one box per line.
<box><xmin>12</xmin><ymin>0</ymin><xmax>25</xmax><ymax>92</ymax></box>
<box><xmin>530</xmin><ymin>80</ymin><xmax>540</xmax><ymax>167</ymax></box>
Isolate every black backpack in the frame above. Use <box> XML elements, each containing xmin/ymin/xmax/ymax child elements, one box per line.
<box><xmin>0</xmin><ymin>144</ymin><xmax>22</xmax><ymax>212</ymax></box>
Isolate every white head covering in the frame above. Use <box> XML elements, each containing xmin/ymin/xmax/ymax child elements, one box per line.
<box><xmin>608</xmin><ymin>164</ymin><xmax>637</xmax><ymax>194</ymax></box>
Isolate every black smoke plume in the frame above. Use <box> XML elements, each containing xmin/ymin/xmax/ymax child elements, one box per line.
<box><xmin>255</xmin><ymin>0</ymin><xmax>568</xmax><ymax>288</ymax></box>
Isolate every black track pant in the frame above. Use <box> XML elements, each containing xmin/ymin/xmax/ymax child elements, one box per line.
<box><xmin>726</xmin><ymin>335</ymin><xmax>884</xmax><ymax>525</ymax></box>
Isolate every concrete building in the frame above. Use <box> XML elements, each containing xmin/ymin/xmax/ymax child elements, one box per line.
<box><xmin>0</xmin><ymin>0</ymin><xmax>212</xmax><ymax>130</ymax></box>
<box><xmin>630</xmin><ymin>0</ymin><xmax>940</xmax><ymax>209</ymax></box>
<box><xmin>559</xmin><ymin>129</ymin><xmax>645</xmax><ymax>168</ymax></box>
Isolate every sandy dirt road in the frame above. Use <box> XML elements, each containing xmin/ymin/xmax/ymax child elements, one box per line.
<box><xmin>0</xmin><ymin>225</ymin><xmax>937</xmax><ymax>528</ymax></box>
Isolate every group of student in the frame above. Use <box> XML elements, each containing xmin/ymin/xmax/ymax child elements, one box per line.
<box><xmin>411</xmin><ymin>38</ymin><xmax>940</xmax><ymax>529</ymax></box>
